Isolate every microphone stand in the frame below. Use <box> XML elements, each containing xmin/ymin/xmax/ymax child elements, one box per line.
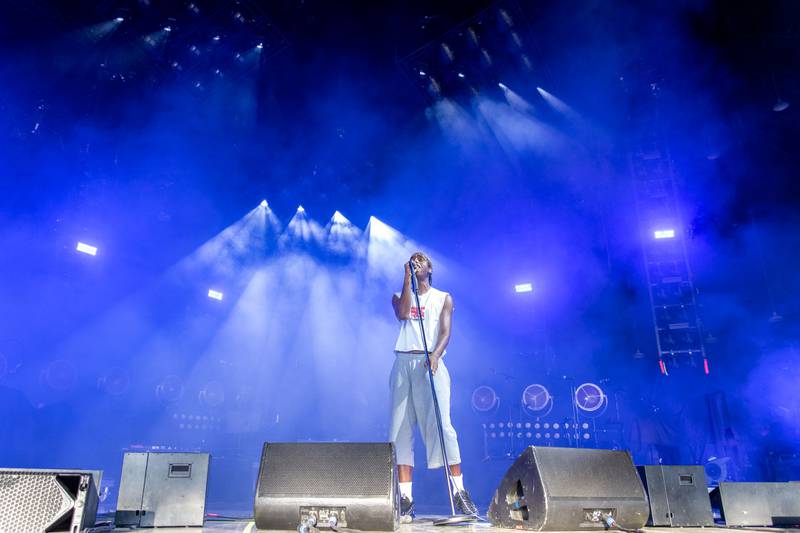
<box><xmin>409</xmin><ymin>261</ymin><xmax>477</xmax><ymax>526</ymax></box>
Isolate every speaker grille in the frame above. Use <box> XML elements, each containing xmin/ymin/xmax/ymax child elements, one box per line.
<box><xmin>0</xmin><ymin>471</ymin><xmax>73</xmax><ymax>532</ymax></box>
<box><xmin>535</xmin><ymin>448</ymin><xmax>645</xmax><ymax>499</ymax></box>
<box><xmin>258</xmin><ymin>443</ymin><xmax>392</xmax><ymax>497</ymax></box>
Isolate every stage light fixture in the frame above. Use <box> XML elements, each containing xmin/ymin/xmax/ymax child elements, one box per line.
<box><xmin>774</xmin><ymin>99</ymin><xmax>790</xmax><ymax>112</ymax></box>
<box><xmin>76</xmin><ymin>242</ymin><xmax>98</xmax><ymax>256</ymax></box>
<box><xmin>207</xmin><ymin>289</ymin><xmax>223</xmax><ymax>301</ymax></box>
<box><xmin>332</xmin><ymin>211</ymin><xmax>349</xmax><ymax>224</ymax></box>
<box><xmin>498</xmin><ymin>82</ymin><xmax>508</xmax><ymax>90</ymax></box>
<box><xmin>457</xmin><ymin>72</ymin><xmax>465</xmax><ymax>78</ymax></box>
<box><xmin>163</xmin><ymin>26</ymin><xmax>172</xmax><ymax>32</ymax></box>
<box><xmin>471</xmin><ymin>385</ymin><xmax>499</xmax><ymax>412</ymax></box>
<box><xmin>654</xmin><ymin>229</ymin><xmax>675</xmax><ymax>239</ymax></box>
<box><xmin>260</xmin><ymin>199</ymin><xmax>269</xmax><ymax>208</ymax></box>
<box><xmin>296</xmin><ymin>205</ymin><xmax>305</xmax><ymax>213</ymax></box>
<box><xmin>418</xmin><ymin>70</ymin><xmax>426</xmax><ymax>76</ymax></box>
<box><xmin>114</xmin><ymin>17</ymin><xmax>124</xmax><ymax>23</ymax></box>
<box><xmin>256</xmin><ymin>42</ymin><xmax>263</xmax><ymax>49</ymax></box>
<box><xmin>213</xmin><ymin>35</ymin><xmax>220</xmax><ymax>41</ymax></box>
<box><xmin>515</xmin><ymin>283</ymin><xmax>533</xmax><ymax>293</ymax></box>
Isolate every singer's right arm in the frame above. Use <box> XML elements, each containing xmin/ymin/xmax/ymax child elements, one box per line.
<box><xmin>392</xmin><ymin>263</ymin><xmax>413</xmax><ymax>320</ymax></box>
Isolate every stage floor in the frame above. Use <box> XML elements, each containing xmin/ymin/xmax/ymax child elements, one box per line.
<box><xmin>112</xmin><ymin>519</ymin><xmax>799</xmax><ymax>533</ymax></box>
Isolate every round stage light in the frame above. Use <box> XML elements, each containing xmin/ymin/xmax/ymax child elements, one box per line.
<box><xmin>471</xmin><ymin>385</ymin><xmax>499</xmax><ymax>413</ymax></box>
<box><xmin>521</xmin><ymin>383</ymin><xmax>553</xmax><ymax>416</ymax></box>
<box><xmin>575</xmin><ymin>382</ymin><xmax>607</xmax><ymax>414</ymax></box>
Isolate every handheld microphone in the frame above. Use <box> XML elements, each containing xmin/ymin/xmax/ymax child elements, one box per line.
<box><xmin>408</xmin><ymin>260</ymin><xmax>417</xmax><ymax>290</ymax></box>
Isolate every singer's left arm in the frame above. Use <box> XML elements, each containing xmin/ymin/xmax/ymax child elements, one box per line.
<box><xmin>428</xmin><ymin>294</ymin><xmax>454</xmax><ymax>373</ymax></box>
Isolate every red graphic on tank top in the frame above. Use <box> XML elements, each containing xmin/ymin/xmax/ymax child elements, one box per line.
<box><xmin>410</xmin><ymin>306</ymin><xmax>425</xmax><ymax>319</ymax></box>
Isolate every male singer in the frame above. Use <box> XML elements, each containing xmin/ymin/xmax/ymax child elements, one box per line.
<box><xmin>389</xmin><ymin>252</ymin><xmax>477</xmax><ymax>520</ymax></box>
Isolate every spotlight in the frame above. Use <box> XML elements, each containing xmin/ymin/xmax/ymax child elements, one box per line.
<box><xmin>457</xmin><ymin>72</ymin><xmax>465</xmax><ymax>78</ymax></box>
<box><xmin>418</xmin><ymin>70</ymin><xmax>426</xmax><ymax>76</ymax></box>
<box><xmin>163</xmin><ymin>25</ymin><xmax>172</xmax><ymax>32</ymax></box>
<box><xmin>212</xmin><ymin>35</ymin><xmax>220</xmax><ymax>41</ymax></box>
<box><xmin>76</xmin><ymin>242</ymin><xmax>98</xmax><ymax>256</ymax></box>
<box><xmin>515</xmin><ymin>283</ymin><xmax>533</xmax><ymax>293</ymax></box>
<box><xmin>260</xmin><ymin>199</ymin><xmax>269</xmax><ymax>208</ymax></box>
<box><xmin>654</xmin><ymin>229</ymin><xmax>675</xmax><ymax>239</ymax></box>
<box><xmin>471</xmin><ymin>385</ymin><xmax>499</xmax><ymax>412</ymax></box>
<box><xmin>207</xmin><ymin>289</ymin><xmax>223</xmax><ymax>301</ymax></box>
<box><xmin>256</xmin><ymin>42</ymin><xmax>263</xmax><ymax>49</ymax></box>
<box><xmin>296</xmin><ymin>205</ymin><xmax>305</xmax><ymax>213</ymax></box>
<box><xmin>498</xmin><ymin>82</ymin><xmax>508</xmax><ymax>90</ymax></box>
<box><xmin>114</xmin><ymin>17</ymin><xmax>125</xmax><ymax>23</ymax></box>
<box><xmin>774</xmin><ymin>99</ymin><xmax>790</xmax><ymax>112</ymax></box>
<box><xmin>332</xmin><ymin>211</ymin><xmax>348</xmax><ymax>224</ymax></box>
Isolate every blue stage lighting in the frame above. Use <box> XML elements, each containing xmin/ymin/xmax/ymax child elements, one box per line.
<box><xmin>654</xmin><ymin>229</ymin><xmax>675</xmax><ymax>239</ymax></box>
<box><xmin>256</xmin><ymin>42</ymin><xmax>263</xmax><ymax>49</ymax></box>
<box><xmin>498</xmin><ymin>82</ymin><xmax>508</xmax><ymax>90</ymax></box>
<box><xmin>163</xmin><ymin>26</ymin><xmax>172</xmax><ymax>32</ymax></box>
<box><xmin>114</xmin><ymin>17</ymin><xmax>124</xmax><ymax>23</ymax></box>
<box><xmin>297</xmin><ymin>205</ymin><xmax>305</xmax><ymax>213</ymax></box>
<box><xmin>457</xmin><ymin>72</ymin><xmax>465</xmax><ymax>78</ymax></box>
<box><xmin>76</xmin><ymin>242</ymin><xmax>98</xmax><ymax>256</ymax></box>
<box><xmin>207</xmin><ymin>289</ymin><xmax>223</xmax><ymax>301</ymax></box>
<box><xmin>260</xmin><ymin>199</ymin><xmax>269</xmax><ymax>208</ymax></box>
<box><xmin>515</xmin><ymin>283</ymin><xmax>533</xmax><ymax>293</ymax></box>
<box><xmin>332</xmin><ymin>211</ymin><xmax>348</xmax><ymax>224</ymax></box>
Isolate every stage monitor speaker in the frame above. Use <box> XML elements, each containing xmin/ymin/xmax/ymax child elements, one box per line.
<box><xmin>0</xmin><ymin>468</ymin><xmax>100</xmax><ymax>533</ymax></box>
<box><xmin>710</xmin><ymin>481</ymin><xmax>800</xmax><ymax>526</ymax></box>
<box><xmin>488</xmin><ymin>446</ymin><xmax>650</xmax><ymax>531</ymax></box>
<box><xmin>115</xmin><ymin>452</ymin><xmax>210</xmax><ymax>527</ymax></box>
<box><xmin>637</xmin><ymin>465</ymin><xmax>714</xmax><ymax>526</ymax></box>
<box><xmin>254</xmin><ymin>442</ymin><xmax>399</xmax><ymax>531</ymax></box>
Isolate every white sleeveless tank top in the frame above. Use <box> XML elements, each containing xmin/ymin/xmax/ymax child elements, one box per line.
<box><xmin>394</xmin><ymin>287</ymin><xmax>449</xmax><ymax>353</ymax></box>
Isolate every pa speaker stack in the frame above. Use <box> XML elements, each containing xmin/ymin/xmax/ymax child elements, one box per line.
<box><xmin>488</xmin><ymin>446</ymin><xmax>650</xmax><ymax>531</ymax></box>
<box><xmin>0</xmin><ymin>469</ymin><xmax>100</xmax><ymax>533</ymax></box>
<box><xmin>254</xmin><ymin>442</ymin><xmax>399</xmax><ymax>531</ymax></box>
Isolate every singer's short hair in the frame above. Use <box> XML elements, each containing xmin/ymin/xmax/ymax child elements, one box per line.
<box><xmin>411</xmin><ymin>252</ymin><xmax>433</xmax><ymax>284</ymax></box>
